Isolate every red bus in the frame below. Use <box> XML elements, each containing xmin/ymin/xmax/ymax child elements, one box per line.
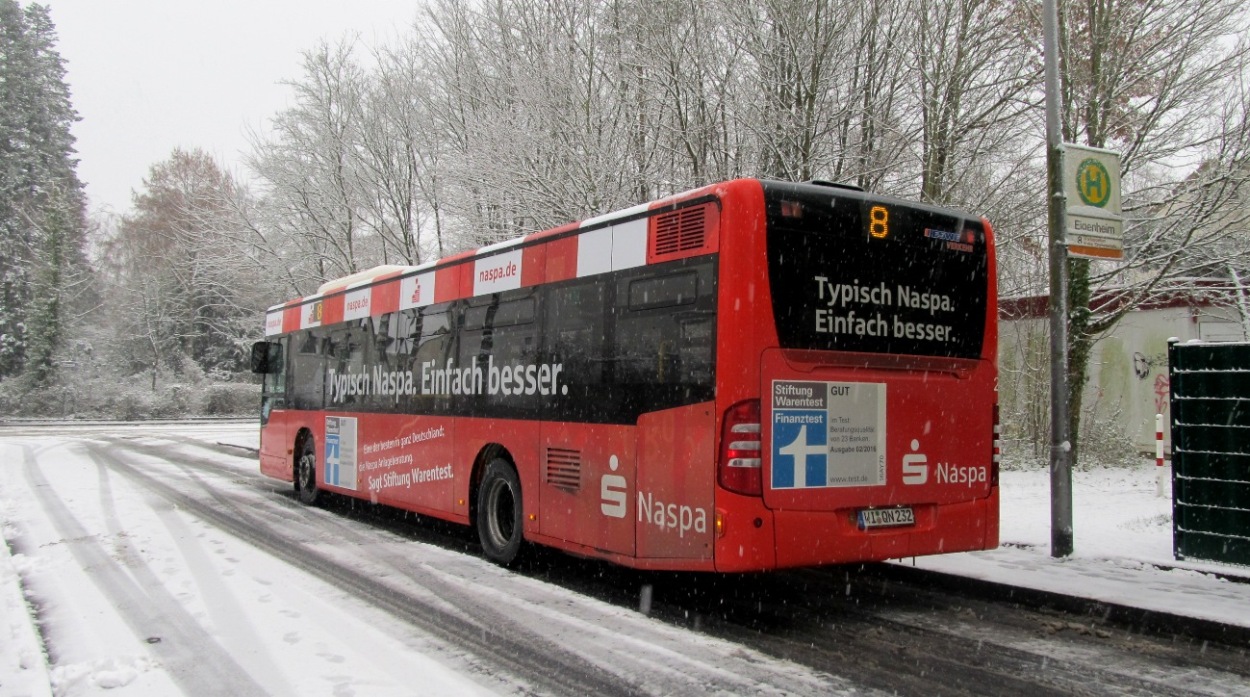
<box><xmin>251</xmin><ymin>179</ymin><xmax>999</xmax><ymax>571</ymax></box>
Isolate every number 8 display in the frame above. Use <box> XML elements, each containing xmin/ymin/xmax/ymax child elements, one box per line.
<box><xmin>869</xmin><ymin>205</ymin><xmax>889</xmax><ymax>239</ymax></box>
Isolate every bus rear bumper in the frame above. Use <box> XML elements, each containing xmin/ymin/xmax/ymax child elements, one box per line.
<box><xmin>767</xmin><ymin>493</ymin><xmax>998</xmax><ymax>569</ymax></box>
<box><xmin>720</xmin><ymin>492</ymin><xmax>1000</xmax><ymax>574</ymax></box>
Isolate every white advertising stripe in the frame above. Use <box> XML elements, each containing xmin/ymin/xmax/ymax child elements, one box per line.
<box><xmin>264</xmin><ymin>311</ymin><xmax>284</xmax><ymax>336</ymax></box>
<box><xmin>474</xmin><ymin>248</ymin><xmax>523</xmax><ymax>296</ymax></box>
<box><xmin>343</xmin><ymin>286</ymin><xmax>372</xmax><ymax>321</ymax></box>
<box><xmin>400</xmin><ymin>271</ymin><xmax>437</xmax><ymax>310</ymax></box>
<box><xmin>611</xmin><ymin>218</ymin><xmax>648</xmax><ymax>271</ymax></box>
<box><xmin>300</xmin><ymin>297</ymin><xmax>322</xmax><ymax>329</ymax></box>
<box><xmin>576</xmin><ymin>226</ymin><xmax>613</xmax><ymax>278</ymax></box>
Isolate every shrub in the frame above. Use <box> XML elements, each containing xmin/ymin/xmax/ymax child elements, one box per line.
<box><xmin>203</xmin><ymin>383</ymin><xmax>257</xmax><ymax>415</ymax></box>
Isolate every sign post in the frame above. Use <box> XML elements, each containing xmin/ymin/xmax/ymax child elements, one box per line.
<box><xmin>1043</xmin><ymin>0</ymin><xmax>1073</xmax><ymax>558</ymax></box>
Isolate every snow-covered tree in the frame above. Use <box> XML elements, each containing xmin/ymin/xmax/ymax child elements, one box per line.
<box><xmin>1051</xmin><ymin>0</ymin><xmax>1250</xmax><ymax>460</ymax></box>
<box><xmin>0</xmin><ymin>1</ymin><xmax>87</xmax><ymax>385</ymax></box>
<box><xmin>247</xmin><ymin>41</ymin><xmax>374</xmax><ymax>288</ymax></box>
<box><xmin>234</xmin><ymin>0</ymin><xmax>1250</xmax><ymax>462</ymax></box>
<box><xmin>98</xmin><ymin>149</ymin><xmax>263</xmax><ymax>386</ymax></box>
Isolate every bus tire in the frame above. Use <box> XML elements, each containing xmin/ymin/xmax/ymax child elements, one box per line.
<box><xmin>296</xmin><ymin>435</ymin><xmax>320</xmax><ymax>506</ymax></box>
<box><xmin>477</xmin><ymin>458</ymin><xmax>523</xmax><ymax>566</ymax></box>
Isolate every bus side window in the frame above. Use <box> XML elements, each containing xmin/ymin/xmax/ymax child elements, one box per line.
<box><xmin>616</xmin><ymin>268</ymin><xmax>700</xmax><ymax>385</ymax></box>
<box><xmin>327</xmin><ymin>325</ymin><xmax>367</xmax><ymax>407</ymax></box>
<box><xmin>371</xmin><ymin>313</ymin><xmax>394</xmax><ymax>369</ymax></box>
<box><xmin>298</xmin><ymin>332</ymin><xmax>319</xmax><ymax>355</ymax></box>
<box><xmin>475</xmin><ymin>292</ymin><xmax>537</xmax><ymax>366</ymax></box>
<box><xmin>545</xmin><ymin>280</ymin><xmax>606</xmax><ymax>392</ymax></box>
<box><xmin>392</xmin><ymin>308</ymin><xmax>420</xmax><ymax>362</ymax></box>
<box><xmin>290</xmin><ymin>328</ymin><xmax>327</xmax><ymax>410</ymax></box>
<box><xmin>414</xmin><ymin>304</ymin><xmax>454</xmax><ymax>369</ymax></box>
<box><xmin>460</xmin><ymin>298</ymin><xmax>491</xmax><ymax>366</ymax></box>
<box><xmin>608</xmin><ymin>261</ymin><xmax>716</xmax><ymax>413</ymax></box>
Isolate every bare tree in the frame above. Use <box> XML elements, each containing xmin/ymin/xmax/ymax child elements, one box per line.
<box><xmin>619</xmin><ymin>0</ymin><xmax>745</xmax><ymax>192</ymax></box>
<box><xmin>232</xmin><ymin>0</ymin><xmax>1249</xmax><ymax>468</ymax></box>
<box><xmin>909</xmin><ymin>0</ymin><xmax>1039</xmax><ymax>206</ymax></box>
<box><xmin>724</xmin><ymin>0</ymin><xmax>911</xmax><ymax>186</ymax></box>
<box><xmin>247</xmin><ymin>41</ymin><xmax>371</xmax><ymax>283</ymax></box>
<box><xmin>99</xmin><ymin>149</ymin><xmax>263</xmax><ymax>386</ymax></box>
<box><xmin>1050</xmin><ymin>0</ymin><xmax>1250</xmax><ymax>459</ymax></box>
<box><xmin>358</xmin><ymin>43</ymin><xmax>438</xmax><ymax>265</ymax></box>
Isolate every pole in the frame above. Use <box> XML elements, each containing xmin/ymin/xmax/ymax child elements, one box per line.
<box><xmin>1044</xmin><ymin>0</ymin><xmax>1074</xmax><ymax>557</ymax></box>
<box><xmin>1156</xmin><ymin>414</ymin><xmax>1167</xmax><ymax>497</ymax></box>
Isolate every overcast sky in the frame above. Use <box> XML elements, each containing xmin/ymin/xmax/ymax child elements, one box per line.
<box><xmin>44</xmin><ymin>1</ymin><xmax>420</xmax><ymax>216</ymax></box>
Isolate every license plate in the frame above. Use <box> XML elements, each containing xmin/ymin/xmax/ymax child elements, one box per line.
<box><xmin>858</xmin><ymin>507</ymin><xmax>915</xmax><ymax>529</ymax></box>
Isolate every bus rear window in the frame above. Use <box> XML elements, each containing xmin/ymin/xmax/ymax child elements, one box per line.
<box><xmin>764</xmin><ymin>184</ymin><xmax>988</xmax><ymax>360</ymax></box>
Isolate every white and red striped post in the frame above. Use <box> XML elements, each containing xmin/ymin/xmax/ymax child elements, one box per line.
<box><xmin>1155</xmin><ymin>413</ymin><xmax>1167</xmax><ymax>498</ymax></box>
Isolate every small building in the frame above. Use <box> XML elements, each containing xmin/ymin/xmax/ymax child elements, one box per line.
<box><xmin>998</xmin><ymin>285</ymin><xmax>1248</xmax><ymax>456</ymax></box>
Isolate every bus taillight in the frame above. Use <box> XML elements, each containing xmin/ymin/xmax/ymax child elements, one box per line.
<box><xmin>992</xmin><ymin>403</ymin><xmax>1001</xmax><ymax>486</ymax></box>
<box><xmin>719</xmin><ymin>399</ymin><xmax>762</xmax><ymax>496</ymax></box>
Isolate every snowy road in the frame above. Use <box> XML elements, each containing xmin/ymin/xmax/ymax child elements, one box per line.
<box><xmin>3</xmin><ymin>422</ymin><xmax>1248</xmax><ymax>696</ymax></box>
<box><xmin>1</xmin><ymin>422</ymin><xmax>844</xmax><ymax>696</ymax></box>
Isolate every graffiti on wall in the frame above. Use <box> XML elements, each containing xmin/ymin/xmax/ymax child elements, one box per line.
<box><xmin>1154</xmin><ymin>374</ymin><xmax>1171</xmax><ymax>414</ymax></box>
<box><xmin>1134</xmin><ymin>351</ymin><xmax>1171</xmax><ymax>414</ymax></box>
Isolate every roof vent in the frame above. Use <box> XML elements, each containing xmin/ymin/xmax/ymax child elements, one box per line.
<box><xmin>806</xmin><ymin>179</ymin><xmax>864</xmax><ymax>192</ymax></box>
<box><xmin>652</xmin><ymin>206</ymin><xmax>707</xmax><ymax>258</ymax></box>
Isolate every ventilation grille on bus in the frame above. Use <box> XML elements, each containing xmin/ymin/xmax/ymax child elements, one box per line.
<box><xmin>545</xmin><ymin>447</ymin><xmax>582</xmax><ymax>492</ymax></box>
<box><xmin>652</xmin><ymin>206</ymin><xmax>707</xmax><ymax>257</ymax></box>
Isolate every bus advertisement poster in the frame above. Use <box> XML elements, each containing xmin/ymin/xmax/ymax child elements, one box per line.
<box><xmin>325</xmin><ymin>416</ymin><xmax>358</xmax><ymax>490</ymax></box>
<box><xmin>771</xmin><ymin>380</ymin><xmax>886</xmax><ymax>489</ymax></box>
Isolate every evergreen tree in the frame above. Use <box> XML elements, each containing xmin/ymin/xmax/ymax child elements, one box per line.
<box><xmin>0</xmin><ymin>1</ymin><xmax>87</xmax><ymax>384</ymax></box>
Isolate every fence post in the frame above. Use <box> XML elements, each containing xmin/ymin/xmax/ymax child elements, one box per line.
<box><xmin>1155</xmin><ymin>413</ymin><xmax>1166</xmax><ymax>498</ymax></box>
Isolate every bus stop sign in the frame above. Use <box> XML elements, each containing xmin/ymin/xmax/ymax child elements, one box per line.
<box><xmin>1064</xmin><ymin>143</ymin><xmax>1123</xmax><ymax>260</ymax></box>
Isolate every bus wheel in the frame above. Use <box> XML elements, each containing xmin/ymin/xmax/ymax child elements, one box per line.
<box><xmin>296</xmin><ymin>435</ymin><xmax>320</xmax><ymax>506</ymax></box>
<box><xmin>477</xmin><ymin>459</ymin><xmax>523</xmax><ymax>566</ymax></box>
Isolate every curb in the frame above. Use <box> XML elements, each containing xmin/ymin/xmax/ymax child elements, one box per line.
<box><xmin>869</xmin><ymin>563</ymin><xmax>1250</xmax><ymax>650</ymax></box>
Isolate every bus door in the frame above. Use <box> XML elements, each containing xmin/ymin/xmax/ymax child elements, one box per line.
<box><xmin>538</xmin><ymin>278</ymin><xmax>636</xmax><ymax>557</ymax></box>
<box><xmin>619</xmin><ymin>261</ymin><xmax>717</xmax><ymax>562</ymax></box>
<box><xmin>253</xmin><ymin>338</ymin><xmax>290</xmax><ymax>479</ymax></box>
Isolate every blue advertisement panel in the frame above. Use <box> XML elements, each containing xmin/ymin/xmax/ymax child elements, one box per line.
<box><xmin>325</xmin><ymin>416</ymin><xmax>358</xmax><ymax>490</ymax></box>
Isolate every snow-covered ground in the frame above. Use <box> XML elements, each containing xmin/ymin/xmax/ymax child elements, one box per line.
<box><xmin>1</xmin><ymin>424</ymin><xmax>502</xmax><ymax>697</ymax></box>
<box><xmin>2</xmin><ymin>422</ymin><xmax>1248</xmax><ymax>696</ymax></box>
<box><xmin>909</xmin><ymin>462</ymin><xmax>1250</xmax><ymax>630</ymax></box>
<box><xmin>1</xmin><ymin>423</ymin><xmax>846</xmax><ymax>696</ymax></box>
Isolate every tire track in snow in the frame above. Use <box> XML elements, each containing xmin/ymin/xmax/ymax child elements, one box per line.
<box><xmin>20</xmin><ymin>445</ymin><xmax>270</xmax><ymax>697</ymax></box>
<box><xmin>107</xmin><ymin>434</ymin><xmax>855</xmax><ymax>695</ymax></box>
<box><xmin>87</xmin><ymin>447</ymin><xmax>297</xmax><ymax>697</ymax></box>
<box><xmin>83</xmin><ymin>440</ymin><xmax>644</xmax><ymax>697</ymax></box>
<box><xmin>108</xmin><ymin>431</ymin><xmax>1250</xmax><ymax>696</ymax></box>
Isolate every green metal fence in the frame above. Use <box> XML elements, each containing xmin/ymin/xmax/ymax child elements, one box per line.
<box><xmin>1168</xmin><ymin>340</ymin><xmax>1250</xmax><ymax>567</ymax></box>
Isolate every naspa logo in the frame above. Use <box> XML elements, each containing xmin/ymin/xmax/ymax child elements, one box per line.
<box><xmin>600</xmin><ymin>455</ymin><xmax>627</xmax><ymax>518</ymax></box>
<box><xmin>902</xmin><ymin>439</ymin><xmax>928</xmax><ymax>484</ymax></box>
<box><xmin>901</xmin><ymin>438</ymin><xmax>987</xmax><ymax>487</ymax></box>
